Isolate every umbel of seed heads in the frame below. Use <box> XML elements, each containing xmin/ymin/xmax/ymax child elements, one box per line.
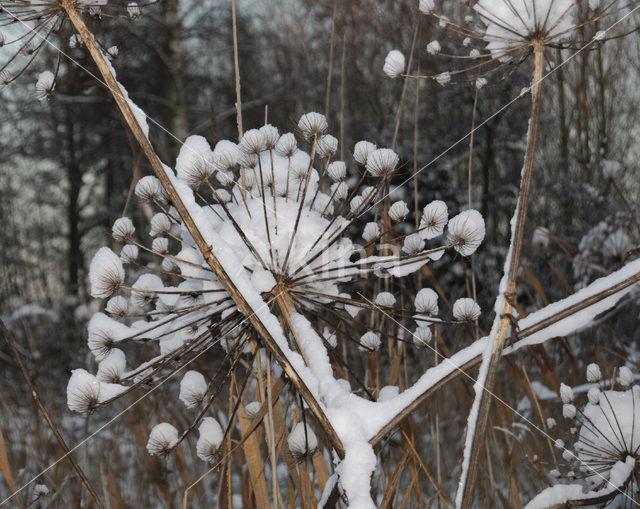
<box><xmin>384</xmin><ymin>0</ymin><xmax>635</xmax><ymax>86</ymax></box>
<box><xmin>70</xmin><ymin>112</ymin><xmax>487</xmax><ymax>472</ymax></box>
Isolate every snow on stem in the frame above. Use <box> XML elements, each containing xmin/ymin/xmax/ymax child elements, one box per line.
<box><xmin>369</xmin><ymin>257</ymin><xmax>640</xmax><ymax>446</ymax></box>
<box><xmin>455</xmin><ymin>41</ymin><xmax>549</xmax><ymax>509</ymax></box>
<box><xmin>61</xmin><ymin>3</ymin><xmax>345</xmax><ymax>457</ymax></box>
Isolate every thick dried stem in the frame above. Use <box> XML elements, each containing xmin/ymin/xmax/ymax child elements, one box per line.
<box><xmin>62</xmin><ymin>3</ymin><xmax>344</xmax><ymax>457</ymax></box>
<box><xmin>457</xmin><ymin>42</ymin><xmax>545</xmax><ymax>508</ymax></box>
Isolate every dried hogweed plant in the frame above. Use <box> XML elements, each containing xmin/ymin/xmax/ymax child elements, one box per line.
<box><xmin>529</xmin><ymin>364</ymin><xmax>640</xmax><ymax>507</ymax></box>
<box><xmin>2</xmin><ymin>0</ymin><xmax>640</xmax><ymax>507</ymax></box>
<box><xmin>384</xmin><ymin>0</ymin><xmax>640</xmax><ymax>506</ymax></box>
<box><xmin>69</xmin><ymin>110</ymin><xmax>489</xmax><ymax>505</ymax></box>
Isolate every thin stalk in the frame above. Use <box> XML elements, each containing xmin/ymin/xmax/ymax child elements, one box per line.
<box><xmin>457</xmin><ymin>42</ymin><xmax>545</xmax><ymax>509</ymax></box>
<box><xmin>231</xmin><ymin>0</ymin><xmax>243</xmax><ymax>139</ymax></box>
<box><xmin>62</xmin><ymin>4</ymin><xmax>344</xmax><ymax>457</ymax></box>
<box><xmin>1</xmin><ymin>320</ymin><xmax>105</xmax><ymax>509</ymax></box>
<box><xmin>324</xmin><ymin>0</ymin><xmax>337</xmax><ymax>119</ymax></box>
<box><xmin>611</xmin><ymin>178</ymin><xmax>640</xmax><ymax>235</ymax></box>
<box><xmin>391</xmin><ymin>21</ymin><xmax>419</xmax><ymax>151</ymax></box>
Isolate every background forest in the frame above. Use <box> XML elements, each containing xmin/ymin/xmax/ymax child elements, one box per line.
<box><xmin>1</xmin><ymin>0</ymin><xmax>640</xmax><ymax>507</ymax></box>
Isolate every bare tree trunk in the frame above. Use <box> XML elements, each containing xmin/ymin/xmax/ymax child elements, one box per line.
<box><xmin>64</xmin><ymin>109</ymin><xmax>82</xmax><ymax>296</ymax></box>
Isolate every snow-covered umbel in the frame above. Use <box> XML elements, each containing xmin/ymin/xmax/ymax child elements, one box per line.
<box><xmin>71</xmin><ymin>115</ymin><xmax>487</xmax><ymax>506</ymax></box>
<box><xmin>418</xmin><ymin>0</ymin><xmax>435</xmax><ymax>14</ymax></box>
<box><xmin>179</xmin><ymin>370</ymin><xmax>208</xmax><ymax>408</ymax></box>
<box><xmin>89</xmin><ymin>247</ymin><xmax>125</xmax><ymax>299</ymax></box>
<box><xmin>452</xmin><ymin>298</ymin><xmax>481</xmax><ymax>321</ymax></box>
<box><xmin>35</xmin><ymin>70</ymin><xmax>55</xmax><ymax>101</ymax></box>
<box><xmin>533</xmin><ymin>366</ymin><xmax>640</xmax><ymax>506</ymax></box>
<box><xmin>287</xmin><ymin>422</ymin><xmax>318</xmax><ymax>461</ymax></box>
<box><xmin>414</xmin><ymin>288</ymin><xmax>438</xmax><ymax>316</ymax></box>
<box><xmin>383</xmin><ymin>50</ymin><xmax>405</xmax><ymax>79</ymax></box>
<box><xmin>196</xmin><ymin>417</ymin><xmax>223</xmax><ymax>462</ymax></box>
<box><xmin>474</xmin><ymin>0</ymin><xmax>577</xmax><ymax>60</ymax></box>
<box><xmin>146</xmin><ymin>423</ymin><xmax>179</xmax><ymax>456</ymax></box>
<box><xmin>446</xmin><ymin>209</ymin><xmax>485</xmax><ymax>256</ymax></box>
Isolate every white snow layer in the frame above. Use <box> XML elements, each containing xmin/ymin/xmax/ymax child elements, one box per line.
<box><xmin>524</xmin><ymin>456</ymin><xmax>634</xmax><ymax>508</ymax></box>
<box><xmin>474</xmin><ymin>0</ymin><xmax>577</xmax><ymax>60</ymax></box>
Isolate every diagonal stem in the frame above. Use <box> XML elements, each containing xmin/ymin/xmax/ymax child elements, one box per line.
<box><xmin>1</xmin><ymin>320</ymin><xmax>105</xmax><ymax>509</ymax></box>
<box><xmin>456</xmin><ymin>41</ymin><xmax>545</xmax><ymax>509</ymax></box>
<box><xmin>62</xmin><ymin>3</ymin><xmax>344</xmax><ymax>458</ymax></box>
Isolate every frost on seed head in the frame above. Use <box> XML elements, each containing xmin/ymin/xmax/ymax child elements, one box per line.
<box><xmin>362</xmin><ymin>222</ymin><xmax>380</xmax><ymax>243</ymax></box>
<box><xmin>452</xmin><ymin>298</ymin><xmax>481</xmax><ymax>321</ymax></box>
<box><xmin>563</xmin><ymin>403</ymin><xmax>576</xmax><ymax>419</ymax></box>
<box><xmin>131</xmin><ymin>273</ymin><xmax>164</xmax><ymax>308</ymax></box>
<box><xmin>135</xmin><ymin>176</ymin><xmax>167</xmax><ymax>203</ymax></box>
<box><xmin>96</xmin><ymin>348</ymin><xmax>126</xmax><ymax>383</ymax></box>
<box><xmin>287</xmin><ymin>422</ymin><xmax>318</xmax><ymax>462</ymax></box>
<box><xmin>316</xmin><ymin>134</ymin><xmax>338</xmax><ymax>158</ymax></box>
<box><xmin>374</xmin><ymin>291</ymin><xmax>396</xmax><ymax>307</ymax></box>
<box><xmin>435</xmin><ymin>72</ymin><xmax>451</xmax><ymax>86</ymax></box>
<box><xmin>176</xmin><ymin>135</ymin><xmax>215</xmax><ymax>189</ymax></box>
<box><xmin>419</xmin><ymin>0</ymin><xmax>435</xmax><ymax>14</ymax></box>
<box><xmin>239</xmin><ymin>128</ymin><xmax>267</xmax><ymax>155</ymax></box>
<box><xmin>474</xmin><ymin>0</ymin><xmax>577</xmax><ymax>60</ymax></box>
<box><xmin>383</xmin><ymin>50</ymin><xmax>405</xmax><ymax>79</ymax></box>
<box><xmin>587</xmin><ymin>387</ymin><xmax>600</xmax><ymax>405</ymax></box>
<box><xmin>366</xmin><ymin>148</ymin><xmax>399</xmax><ymax>177</ymax></box>
<box><xmin>34</xmin><ymin>484</ymin><xmax>49</xmax><ymax>497</ymax></box>
<box><xmin>353</xmin><ymin>140</ymin><xmax>377</xmax><ymax>165</ymax></box>
<box><xmin>415</xmin><ymin>288</ymin><xmax>438</xmax><ymax>316</ymax></box>
<box><xmin>127</xmin><ymin>2</ymin><xmax>140</xmax><ymax>19</ymax></box>
<box><xmin>89</xmin><ymin>247</ymin><xmax>125</xmax><ymax>299</ymax></box>
<box><xmin>619</xmin><ymin>366</ymin><xmax>633</xmax><ymax>387</ymax></box>
<box><xmin>275</xmin><ymin>132</ymin><xmax>297</xmax><ymax>157</ymax></box>
<box><xmin>212</xmin><ymin>140</ymin><xmax>239</xmax><ymax>172</ymax></box>
<box><xmin>560</xmin><ymin>382</ymin><xmax>574</xmax><ymax>404</ymax></box>
<box><xmin>412</xmin><ymin>326</ymin><xmax>433</xmax><ymax>347</ymax></box>
<box><xmin>531</xmin><ymin>226</ymin><xmax>550</xmax><ymax>249</ymax></box>
<box><xmin>388</xmin><ymin>200</ymin><xmax>409</xmax><ymax>222</ymax></box>
<box><xmin>105</xmin><ymin>295</ymin><xmax>128</xmax><ymax>317</ymax></box>
<box><xmin>152</xmin><ymin>237</ymin><xmax>168</xmax><ymax>253</ymax></box>
<box><xmin>446</xmin><ymin>209</ymin><xmax>485</xmax><ymax>256</ymax></box>
<box><xmin>120</xmin><ymin>244</ymin><xmax>138</xmax><ymax>264</ymax></box>
<box><xmin>586</xmin><ymin>363</ymin><xmax>601</xmax><ymax>383</ymax></box>
<box><xmin>402</xmin><ymin>233</ymin><xmax>424</xmax><ymax>255</ymax></box>
<box><xmin>35</xmin><ymin>70</ymin><xmax>54</xmax><ymax>101</ymax></box>
<box><xmin>196</xmin><ymin>417</ymin><xmax>223</xmax><ymax>462</ymax></box>
<box><xmin>426</xmin><ymin>40</ymin><xmax>441</xmax><ymax>55</ymax></box>
<box><xmin>112</xmin><ymin>217</ymin><xmax>135</xmax><ymax>242</ymax></box>
<box><xmin>150</xmin><ymin>213</ymin><xmax>172</xmax><ymax>237</ymax></box>
<box><xmin>146</xmin><ymin>423</ymin><xmax>179</xmax><ymax>456</ymax></box>
<box><xmin>298</xmin><ymin>112</ymin><xmax>328</xmax><ymax>140</ymax></box>
<box><xmin>245</xmin><ymin>401</ymin><xmax>262</xmax><ymax>419</ymax></box>
<box><xmin>87</xmin><ymin>312</ymin><xmax>133</xmax><ymax>359</ymax></box>
<box><xmin>259</xmin><ymin>124</ymin><xmax>280</xmax><ymax>149</ymax></box>
<box><xmin>601</xmin><ymin>159</ymin><xmax>622</xmax><ymax>180</ymax></box>
<box><xmin>327</xmin><ymin>161</ymin><xmax>347</xmax><ymax>182</ymax></box>
<box><xmin>67</xmin><ymin>369</ymin><xmax>100</xmax><ymax>414</ymax></box>
<box><xmin>359</xmin><ymin>331</ymin><xmax>381</xmax><ymax>352</ymax></box>
<box><xmin>179</xmin><ymin>370</ymin><xmax>208</xmax><ymax>408</ymax></box>
<box><xmin>419</xmin><ymin>200</ymin><xmax>448</xmax><ymax>239</ymax></box>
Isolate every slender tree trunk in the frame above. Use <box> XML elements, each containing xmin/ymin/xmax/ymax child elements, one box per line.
<box><xmin>65</xmin><ymin>109</ymin><xmax>82</xmax><ymax>296</ymax></box>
